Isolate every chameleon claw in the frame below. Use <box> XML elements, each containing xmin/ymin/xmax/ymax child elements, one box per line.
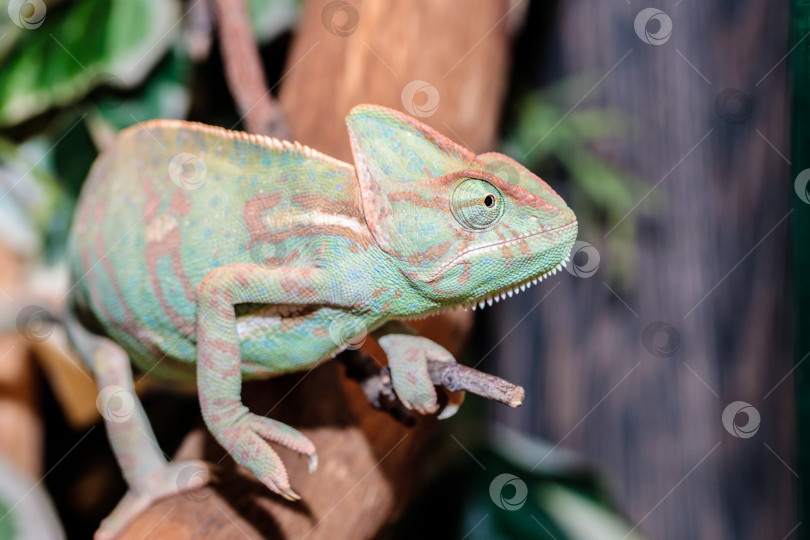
<box><xmin>307</xmin><ymin>453</ymin><xmax>319</xmax><ymax>473</ymax></box>
<box><xmin>437</xmin><ymin>403</ymin><xmax>460</xmax><ymax>420</ymax></box>
<box><xmin>279</xmin><ymin>487</ymin><xmax>301</xmax><ymax>501</ymax></box>
<box><xmin>437</xmin><ymin>388</ymin><xmax>465</xmax><ymax>420</ymax></box>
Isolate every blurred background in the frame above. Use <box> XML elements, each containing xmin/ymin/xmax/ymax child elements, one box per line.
<box><xmin>0</xmin><ymin>0</ymin><xmax>803</xmax><ymax>539</ymax></box>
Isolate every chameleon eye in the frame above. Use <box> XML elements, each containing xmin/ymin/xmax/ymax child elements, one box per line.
<box><xmin>451</xmin><ymin>178</ymin><xmax>504</xmax><ymax>230</ymax></box>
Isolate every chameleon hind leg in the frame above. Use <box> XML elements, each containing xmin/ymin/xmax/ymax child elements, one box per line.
<box><xmin>65</xmin><ymin>316</ymin><xmax>211</xmax><ymax>539</ymax></box>
<box><xmin>196</xmin><ymin>263</ymin><xmax>333</xmax><ymax>500</ymax></box>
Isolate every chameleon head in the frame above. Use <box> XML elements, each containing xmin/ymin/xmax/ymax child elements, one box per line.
<box><xmin>346</xmin><ymin>105</ymin><xmax>578</xmax><ymax>310</ymax></box>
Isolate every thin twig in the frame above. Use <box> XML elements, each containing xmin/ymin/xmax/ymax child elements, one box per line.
<box><xmin>187</xmin><ymin>0</ymin><xmax>213</xmax><ymax>62</ymax></box>
<box><xmin>340</xmin><ymin>349</ymin><xmax>524</xmax><ymax>424</ymax></box>
<box><xmin>211</xmin><ymin>0</ymin><xmax>290</xmax><ymax>139</ymax></box>
<box><xmin>427</xmin><ymin>360</ymin><xmax>524</xmax><ymax>408</ymax></box>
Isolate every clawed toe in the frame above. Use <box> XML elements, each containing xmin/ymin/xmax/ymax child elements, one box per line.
<box><xmin>280</xmin><ymin>486</ymin><xmax>301</xmax><ymax>501</ymax></box>
<box><xmin>211</xmin><ymin>412</ymin><xmax>318</xmax><ymax>503</ymax></box>
<box><xmin>402</xmin><ymin>389</ymin><xmax>440</xmax><ymax>415</ymax></box>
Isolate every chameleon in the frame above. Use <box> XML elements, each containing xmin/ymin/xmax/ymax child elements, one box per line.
<box><xmin>64</xmin><ymin>104</ymin><xmax>578</xmax><ymax>537</ymax></box>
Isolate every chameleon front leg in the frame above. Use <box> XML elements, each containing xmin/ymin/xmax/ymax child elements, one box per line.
<box><xmin>64</xmin><ymin>315</ymin><xmax>211</xmax><ymax>540</ymax></box>
<box><xmin>196</xmin><ymin>262</ymin><xmax>336</xmax><ymax>500</ymax></box>
<box><xmin>373</xmin><ymin>320</ymin><xmax>465</xmax><ymax>419</ymax></box>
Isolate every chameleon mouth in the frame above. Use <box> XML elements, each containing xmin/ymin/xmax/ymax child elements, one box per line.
<box><xmin>463</xmin><ymin>255</ymin><xmax>570</xmax><ymax>311</ymax></box>
<box><xmin>406</xmin><ymin>219</ymin><xmax>577</xmax><ymax>320</ymax></box>
<box><xmin>406</xmin><ymin>253</ymin><xmax>571</xmax><ymax>321</ymax></box>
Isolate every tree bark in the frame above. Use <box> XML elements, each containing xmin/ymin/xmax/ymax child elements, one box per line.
<box><xmin>0</xmin><ymin>244</ymin><xmax>41</xmax><ymax>478</ymax></box>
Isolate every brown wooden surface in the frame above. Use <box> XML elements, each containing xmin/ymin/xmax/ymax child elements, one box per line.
<box><xmin>489</xmin><ymin>2</ymin><xmax>794</xmax><ymax>540</ymax></box>
<box><xmin>0</xmin><ymin>244</ymin><xmax>42</xmax><ymax>478</ymax></box>
<box><xmin>120</xmin><ymin>0</ymin><xmax>510</xmax><ymax>538</ymax></box>
<box><xmin>278</xmin><ymin>0</ymin><xmax>512</xmax><ymax>162</ymax></box>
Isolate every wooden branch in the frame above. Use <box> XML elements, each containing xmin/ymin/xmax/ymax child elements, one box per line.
<box><xmin>0</xmin><ymin>243</ymin><xmax>42</xmax><ymax>478</ymax></box>
<box><xmin>211</xmin><ymin>0</ymin><xmax>290</xmax><ymax>138</ymax></box>
<box><xmin>340</xmin><ymin>349</ymin><xmax>524</xmax><ymax>422</ymax></box>
<box><xmin>428</xmin><ymin>360</ymin><xmax>524</xmax><ymax>407</ymax></box>
<box><xmin>186</xmin><ymin>0</ymin><xmax>213</xmax><ymax>63</ymax></box>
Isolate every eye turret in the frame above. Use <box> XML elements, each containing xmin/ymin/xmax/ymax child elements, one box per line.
<box><xmin>451</xmin><ymin>178</ymin><xmax>504</xmax><ymax>230</ymax></box>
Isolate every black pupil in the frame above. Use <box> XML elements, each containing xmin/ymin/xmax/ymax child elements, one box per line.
<box><xmin>484</xmin><ymin>194</ymin><xmax>495</xmax><ymax>207</ymax></box>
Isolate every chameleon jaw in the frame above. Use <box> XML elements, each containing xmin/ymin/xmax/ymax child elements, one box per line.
<box><xmin>463</xmin><ymin>255</ymin><xmax>570</xmax><ymax>312</ymax></box>
<box><xmin>404</xmin><ymin>254</ymin><xmax>571</xmax><ymax>321</ymax></box>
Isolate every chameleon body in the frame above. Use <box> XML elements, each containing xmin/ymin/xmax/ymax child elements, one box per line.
<box><xmin>65</xmin><ymin>104</ymin><xmax>577</xmax><ymax>537</ymax></box>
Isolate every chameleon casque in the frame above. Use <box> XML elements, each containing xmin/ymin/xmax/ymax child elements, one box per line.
<box><xmin>65</xmin><ymin>104</ymin><xmax>578</xmax><ymax>537</ymax></box>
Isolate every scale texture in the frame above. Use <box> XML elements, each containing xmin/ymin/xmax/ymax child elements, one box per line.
<box><xmin>65</xmin><ymin>104</ymin><xmax>577</xmax><ymax>538</ymax></box>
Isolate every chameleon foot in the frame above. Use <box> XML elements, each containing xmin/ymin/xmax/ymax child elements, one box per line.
<box><xmin>94</xmin><ymin>459</ymin><xmax>213</xmax><ymax>540</ymax></box>
<box><xmin>376</xmin><ymin>329</ymin><xmax>465</xmax><ymax>417</ymax></box>
<box><xmin>213</xmin><ymin>412</ymin><xmax>317</xmax><ymax>500</ymax></box>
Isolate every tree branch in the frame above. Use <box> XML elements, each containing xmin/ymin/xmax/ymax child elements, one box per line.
<box><xmin>211</xmin><ymin>0</ymin><xmax>290</xmax><ymax>138</ymax></box>
<box><xmin>340</xmin><ymin>349</ymin><xmax>524</xmax><ymax>424</ymax></box>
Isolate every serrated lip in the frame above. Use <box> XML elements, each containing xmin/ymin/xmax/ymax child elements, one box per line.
<box><xmin>405</xmin><ymin>253</ymin><xmax>572</xmax><ymax>320</ymax></box>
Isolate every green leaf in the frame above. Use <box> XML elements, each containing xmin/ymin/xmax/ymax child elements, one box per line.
<box><xmin>90</xmin><ymin>46</ymin><xmax>192</xmax><ymax>132</ymax></box>
<box><xmin>565</xmin><ymin>108</ymin><xmax>634</xmax><ymax>142</ymax></box>
<box><xmin>0</xmin><ymin>495</ymin><xmax>17</xmax><ymax>540</ymax></box>
<box><xmin>0</xmin><ymin>134</ymin><xmax>69</xmax><ymax>258</ymax></box>
<box><xmin>537</xmin><ymin>484</ymin><xmax>648</xmax><ymax>540</ymax></box>
<box><xmin>558</xmin><ymin>149</ymin><xmax>640</xmax><ymax>212</ymax></box>
<box><xmin>0</xmin><ymin>0</ymin><xmax>181</xmax><ymax>127</ymax></box>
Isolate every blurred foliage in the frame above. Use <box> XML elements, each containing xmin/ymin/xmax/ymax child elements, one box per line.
<box><xmin>247</xmin><ymin>0</ymin><xmax>299</xmax><ymax>43</ymax></box>
<box><xmin>0</xmin><ymin>0</ymin><xmax>297</xmax><ymax>128</ymax></box>
<box><xmin>0</xmin><ymin>135</ymin><xmax>66</xmax><ymax>258</ymax></box>
<box><xmin>0</xmin><ymin>0</ymin><xmax>180</xmax><ymax>127</ymax></box>
<box><xmin>88</xmin><ymin>49</ymin><xmax>192</xmax><ymax>133</ymax></box>
<box><xmin>0</xmin><ymin>0</ymin><xmax>299</xmax><ymax>262</ymax></box>
<box><xmin>0</xmin><ymin>498</ymin><xmax>15</xmax><ymax>540</ymax></box>
<box><xmin>503</xmin><ymin>76</ymin><xmax>652</xmax><ymax>287</ymax></box>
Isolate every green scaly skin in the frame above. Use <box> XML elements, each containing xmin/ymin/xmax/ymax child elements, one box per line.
<box><xmin>65</xmin><ymin>104</ymin><xmax>577</xmax><ymax>538</ymax></box>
